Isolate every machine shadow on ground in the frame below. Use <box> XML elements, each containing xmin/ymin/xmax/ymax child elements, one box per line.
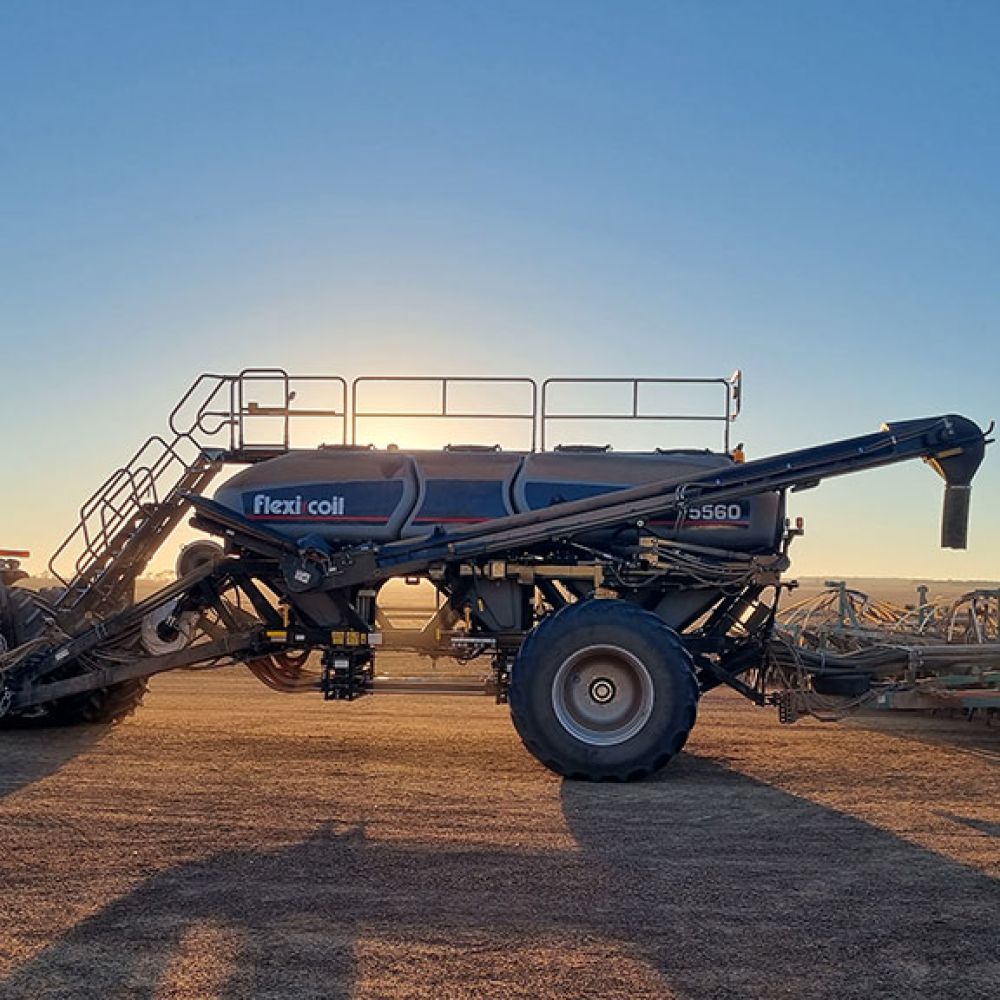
<box><xmin>0</xmin><ymin>755</ymin><xmax>996</xmax><ymax>1000</ymax></box>
<box><xmin>0</xmin><ymin>726</ymin><xmax>106</xmax><ymax>804</ymax></box>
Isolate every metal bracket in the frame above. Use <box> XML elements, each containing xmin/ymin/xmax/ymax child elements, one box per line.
<box><xmin>696</xmin><ymin>652</ymin><xmax>767</xmax><ymax>706</ymax></box>
<box><xmin>321</xmin><ymin>648</ymin><xmax>373</xmax><ymax>701</ymax></box>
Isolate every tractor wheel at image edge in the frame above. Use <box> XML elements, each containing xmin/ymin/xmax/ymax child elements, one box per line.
<box><xmin>509</xmin><ymin>599</ymin><xmax>699</xmax><ymax>781</ymax></box>
<box><xmin>0</xmin><ymin>585</ymin><xmax>147</xmax><ymax>728</ymax></box>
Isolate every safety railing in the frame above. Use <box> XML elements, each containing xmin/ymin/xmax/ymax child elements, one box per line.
<box><xmin>169</xmin><ymin>369</ymin><xmax>348</xmax><ymax>455</ymax></box>
<box><xmin>350</xmin><ymin>376</ymin><xmax>539</xmax><ymax>450</ymax></box>
<box><xmin>539</xmin><ymin>371</ymin><xmax>742</xmax><ymax>452</ymax></box>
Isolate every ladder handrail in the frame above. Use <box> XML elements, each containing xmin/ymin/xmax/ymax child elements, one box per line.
<box><xmin>168</xmin><ymin>369</ymin><xmax>348</xmax><ymax>452</ymax></box>
<box><xmin>50</xmin><ymin>431</ymin><xmax>206</xmax><ymax>585</ymax></box>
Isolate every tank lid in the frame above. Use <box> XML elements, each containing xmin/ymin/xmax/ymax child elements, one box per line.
<box><xmin>654</xmin><ymin>447</ymin><xmax>726</xmax><ymax>457</ymax></box>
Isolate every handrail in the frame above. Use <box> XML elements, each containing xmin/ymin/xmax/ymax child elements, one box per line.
<box><xmin>169</xmin><ymin>369</ymin><xmax>348</xmax><ymax>452</ymax></box>
<box><xmin>540</xmin><ymin>372</ymin><xmax>742</xmax><ymax>452</ymax></box>
<box><xmin>350</xmin><ymin>376</ymin><xmax>539</xmax><ymax>451</ymax></box>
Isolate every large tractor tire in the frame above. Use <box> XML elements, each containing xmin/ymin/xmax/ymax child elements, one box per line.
<box><xmin>0</xmin><ymin>585</ymin><xmax>147</xmax><ymax>728</ymax></box>
<box><xmin>509</xmin><ymin>599</ymin><xmax>699</xmax><ymax>781</ymax></box>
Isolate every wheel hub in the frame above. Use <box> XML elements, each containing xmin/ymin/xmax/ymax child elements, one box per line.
<box><xmin>552</xmin><ymin>644</ymin><xmax>655</xmax><ymax>747</ymax></box>
<box><xmin>588</xmin><ymin>677</ymin><xmax>616</xmax><ymax>704</ymax></box>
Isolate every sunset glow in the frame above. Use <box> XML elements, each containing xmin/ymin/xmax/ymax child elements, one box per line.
<box><xmin>2</xmin><ymin>2</ymin><xmax>997</xmax><ymax>583</ymax></box>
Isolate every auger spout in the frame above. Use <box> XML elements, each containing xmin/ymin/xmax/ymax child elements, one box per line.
<box><xmin>882</xmin><ymin>415</ymin><xmax>989</xmax><ymax>549</ymax></box>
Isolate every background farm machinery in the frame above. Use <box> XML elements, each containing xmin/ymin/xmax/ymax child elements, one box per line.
<box><xmin>775</xmin><ymin>582</ymin><xmax>1000</xmax><ymax>722</ymax></box>
<box><xmin>0</xmin><ymin>551</ymin><xmax>29</xmax><ymax>588</ymax></box>
<box><xmin>0</xmin><ymin>369</ymin><xmax>991</xmax><ymax>779</ymax></box>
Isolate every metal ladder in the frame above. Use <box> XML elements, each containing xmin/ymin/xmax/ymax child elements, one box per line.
<box><xmin>48</xmin><ymin>370</ymin><xmax>348</xmax><ymax>619</ymax></box>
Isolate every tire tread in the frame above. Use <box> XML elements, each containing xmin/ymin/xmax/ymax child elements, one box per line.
<box><xmin>509</xmin><ymin>599</ymin><xmax>699</xmax><ymax>781</ymax></box>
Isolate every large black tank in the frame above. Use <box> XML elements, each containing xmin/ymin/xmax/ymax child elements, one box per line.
<box><xmin>213</xmin><ymin>446</ymin><xmax>783</xmax><ymax>552</ymax></box>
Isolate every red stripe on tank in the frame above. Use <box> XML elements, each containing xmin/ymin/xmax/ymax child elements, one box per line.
<box><xmin>411</xmin><ymin>516</ymin><xmax>489</xmax><ymax>523</ymax></box>
<box><xmin>247</xmin><ymin>514</ymin><xmax>390</xmax><ymax>522</ymax></box>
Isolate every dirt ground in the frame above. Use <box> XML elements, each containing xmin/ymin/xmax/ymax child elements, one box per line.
<box><xmin>0</xmin><ymin>668</ymin><xmax>997</xmax><ymax>1000</ymax></box>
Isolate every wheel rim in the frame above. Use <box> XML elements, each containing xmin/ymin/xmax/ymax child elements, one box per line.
<box><xmin>551</xmin><ymin>644</ymin><xmax>655</xmax><ymax>746</ymax></box>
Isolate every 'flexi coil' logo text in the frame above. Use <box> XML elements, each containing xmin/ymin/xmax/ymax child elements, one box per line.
<box><xmin>251</xmin><ymin>493</ymin><xmax>346</xmax><ymax>518</ymax></box>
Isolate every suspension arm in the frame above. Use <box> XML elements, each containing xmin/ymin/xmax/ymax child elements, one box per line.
<box><xmin>7</xmin><ymin>631</ymin><xmax>262</xmax><ymax>711</ymax></box>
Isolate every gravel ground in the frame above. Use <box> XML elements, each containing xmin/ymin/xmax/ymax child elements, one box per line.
<box><xmin>0</xmin><ymin>669</ymin><xmax>997</xmax><ymax>1000</ymax></box>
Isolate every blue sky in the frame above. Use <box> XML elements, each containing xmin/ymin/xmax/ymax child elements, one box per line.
<box><xmin>1</xmin><ymin>1</ymin><xmax>998</xmax><ymax>579</ymax></box>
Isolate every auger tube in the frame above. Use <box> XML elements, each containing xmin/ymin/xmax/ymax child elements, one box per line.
<box><xmin>211</xmin><ymin>413</ymin><xmax>985</xmax><ymax>588</ymax></box>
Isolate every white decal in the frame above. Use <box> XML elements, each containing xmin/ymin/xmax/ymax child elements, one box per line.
<box><xmin>251</xmin><ymin>494</ymin><xmax>345</xmax><ymax>517</ymax></box>
<box><xmin>686</xmin><ymin>503</ymin><xmax>746</xmax><ymax>522</ymax></box>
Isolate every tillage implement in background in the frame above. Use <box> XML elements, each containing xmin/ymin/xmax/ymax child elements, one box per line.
<box><xmin>0</xmin><ymin>370</ymin><xmax>991</xmax><ymax>779</ymax></box>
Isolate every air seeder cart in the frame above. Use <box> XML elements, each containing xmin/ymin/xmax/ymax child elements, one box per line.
<box><xmin>0</xmin><ymin>371</ymin><xmax>989</xmax><ymax>779</ymax></box>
